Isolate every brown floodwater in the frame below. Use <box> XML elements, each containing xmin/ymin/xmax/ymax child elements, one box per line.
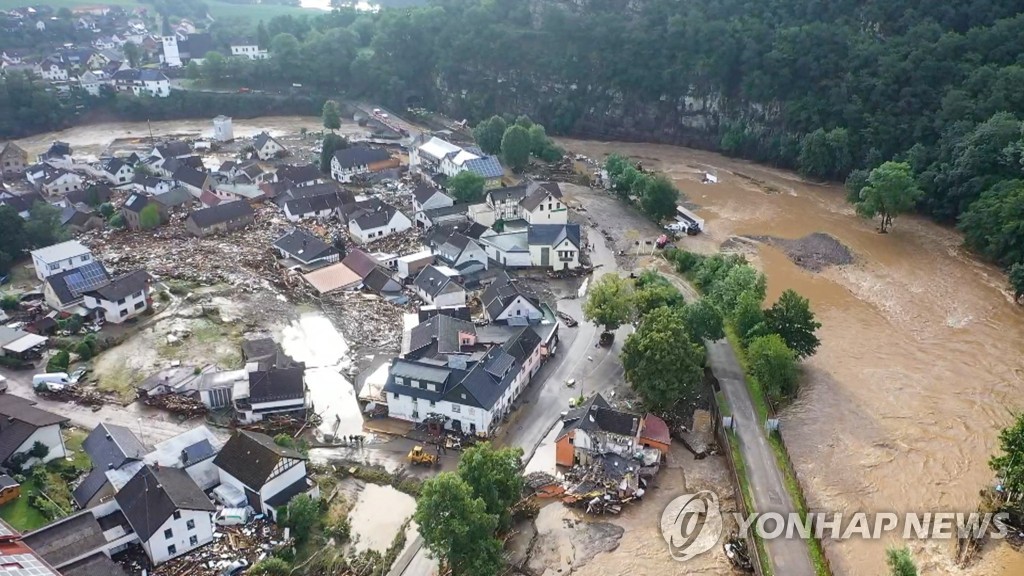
<box><xmin>560</xmin><ymin>138</ymin><xmax>1024</xmax><ymax>576</ymax></box>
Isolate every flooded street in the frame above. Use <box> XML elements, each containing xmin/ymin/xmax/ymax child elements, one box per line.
<box><xmin>279</xmin><ymin>314</ymin><xmax>364</xmax><ymax>440</ymax></box>
<box><xmin>347</xmin><ymin>483</ymin><xmax>417</xmax><ymax>552</ymax></box>
<box><xmin>560</xmin><ymin>139</ymin><xmax>1024</xmax><ymax>576</ymax></box>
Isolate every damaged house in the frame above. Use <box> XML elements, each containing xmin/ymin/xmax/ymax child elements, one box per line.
<box><xmin>213</xmin><ymin>430</ymin><xmax>319</xmax><ymax>520</ymax></box>
<box><xmin>72</xmin><ymin>423</ymin><xmax>146</xmax><ymax>509</ymax></box>
<box><xmin>274</xmin><ymin>228</ymin><xmax>341</xmax><ymax>271</ymax></box>
<box><xmin>235</xmin><ymin>367</ymin><xmax>309</xmax><ymax>423</ymax></box>
<box><xmin>555</xmin><ymin>393</ymin><xmax>672</xmax><ymax>467</ymax></box>
<box><xmin>340</xmin><ymin>198</ymin><xmax>412</xmax><ymax>244</ymax></box>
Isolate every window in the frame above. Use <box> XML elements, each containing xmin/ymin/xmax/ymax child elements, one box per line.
<box><xmin>164</xmin><ymin>528</ymin><xmax>173</xmax><ymax>539</ymax></box>
<box><xmin>173</xmin><ymin>511</ymin><xmax>181</xmax><ymax>520</ymax></box>
<box><xmin>120</xmin><ymin>309</ymin><xmax>129</xmax><ymax>317</ymax></box>
<box><xmin>394</xmin><ymin>377</ymin><xmax>404</xmax><ymax>385</ymax></box>
<box><xmin>186</xmin><ymin>519</ymin><xmax>195</xmax><ymax>530</ymax></box>
<box><xmin>411</xmin><ymin>380</ymin><xmax>420</xmax><ymax>389</ymax></box>
<box><xmin>516</xmin><ymin>309</ymin><xmax>521</xmax><ymax>316</ymax></box>
<box><xmin>189</xmin><ymin>535</ymin><xmax>198</xmax><ymax>546</ymax></box>
<box><xmin>460</xmin><ymin>393</ymin><xmax>466</xmax><ymax>399</ymax></box>
<box><xmin>468</xmin><ymin>407</ymin><xmax>475</xmax><ymax>415</ymax></box>
<box><xmin>135</xmin><ymin>290</ymin><xmax>144</xmax><ymax>298</ymax></box>
<box><xmin>48</xmin><ymin>263</ymin><xmax>59</xmax><ymax>270</ymax></box>
<box><xmin>392</xmin><ymin>392</ymin><xmax>400</xmax><ymax>400</ymax></box>
<box><xmin>451</xmin><ymin>404</ymin><xmax>461</xmax><ymax>413</ymax></box>
<box><xmin>427</xmin><ymin>383</ymin><xmax>436</xmax><ymax>392</ymax></box>
<box><xmin>117</xmin><ymin>297</ymin><xmax>126</xmax><ymax>305</ymax></box>
<box><xmin>167</xmin><ymin>545</ymin><xmax>177</xmax><ymax>556</ymax></box>
<box><xmin>135</xmin><ymin>301</ymin><xmax>145</xmax><ymax>310</ymax></box>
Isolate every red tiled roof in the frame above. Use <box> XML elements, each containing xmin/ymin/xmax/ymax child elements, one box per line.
<box><xmin>641</xmin><ymin>414</ymin><xmax>671</xmax><ymax>445</ymax></box>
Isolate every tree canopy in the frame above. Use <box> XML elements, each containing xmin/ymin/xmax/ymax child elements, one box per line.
<box><xmin>320</xmin><ymin>132</ymin><xmax>349</xmax><ymax>173</ymax></box>
<box><xmin>473</xmin><ymin>115</ymin><xmax>507</xmax><ymax>155</ymax></box>
<box><xmin>990</xmin><ymin>412</ymin><xmax>1024</xmax><ymax>496</ymax></box>
<box><xmin>447</xmin><ymin>171</ymin><xmax>486</xmax><ymax>203</ymax></box>
<box><xmin>854</xmin><ymin>161</ymin><xmax>923</xmax><ymax>233</ymax></box>
<box><xmin>139</xmin><ymin>204</ymin><xmax>162</xmax><ymax>230</ymax></box>
<box><xmin>415</xmin><ymin>472</ymin><xmax>503</xmax><ymax>576</ymax></box>
<box><xmin>322</xmin><ymin>100</ymin><xmax>341</xmax><ymax>132</ymax></box>
<box><xmin>621</xmin><ymin>306</ymin><xmax>706</xmax><ymax>413</ymax></box>
<box><xmin>764</xmin><ymin>289</ymin><xmax>821</xmax><ymax>358</ymax></box>
<box><xmin>500</xmin><ymin>125</ymin><xmax>531</xmax><ymax>172</ymax></box>
<box><xmin>886</xmin><ymin>546</ymin><xmax>919</xmax><ymax>576</ymax></box>
<box><xmin>583</xmin><ymin>274</ymin><xmax>635</xmax><ymax>332</ymax></box>
<box><xmin>456</xmin><ymin>443</ymin><xmax>524</xmax><ymax>531</ymax></box>
<box><xmin>747</xmin><ymin>334</ymin><xmax>799</xmax><ymax>404</ymax></box>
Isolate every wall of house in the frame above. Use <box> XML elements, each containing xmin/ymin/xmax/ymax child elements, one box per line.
<box><xmin>482</xmin><ymin>242</ymin><xmax>531</xmax><ymax>268</ymax></box>
<box><xmin>529</xmin><ymin>238</ymin><xmax>579</xmax><ymax>270</ymax></box>
<box><xmin>495</xmin><ymin>296</ymin><xmax>543</xmax><ymax>323</ymax></box>
<box><xmin>524</xmin><ymin>196</ymin><xmax>568</xmax><ymax>224</ymax></box>
<box><xmin>143</xmin><ymin>508</ymin><xmax>214</xmax><ymax>565</ymax></box>
<box><xmin>574</xmin><ymin>429</ymin><xmax>636</xmax><ymax>461</ymax></box>
<box><xmin>259</xmin><ymin>461</ymin><xmax>308</xmax><ymax>513</ymax></box>
<box><xmin>331</xmin><ymin>162</ymin><xmax>367</xmax><ymax>182</ymax></box>
<box><xmin>387</xmin><ymin>392</ymin><xmax>492</xmax><ymax>434</ymax></box>
<box><xmin>83</xmin><ymin>289</ymin><xmax>148</xmax><ymax>324</ymax></box>
<box><xmin>257</xmin><ymin>141</ymin><xmax>282</xmax><ymax>160</ymax></box>
<box><xmin>33</xmin><ymin>251</ymin><xmax>93</xmax><ymax>280</ymax></box>
<box><xmin>350</xmin><ymin>212</ymin><xmax>412</xmax><ymax>244</ymax></box>
<box><xmin>43</xmin><ymin>175</ymin><xmax>84</xmax><ymax>196</ymax></box>
<box><xmin>431</xmin><ymin>286</ymin><xmax>466</xmax><ymax>308</ymax></box>
<box><xmin>241</xmin><ymin>396</ymin><xmax>307</xmax><ymax>423</ymax></box>
<box><xmin>455</xmin><ymin>242</ymin><xmax>489</xmax><ymax>270</ymax></box>
<box><xmin>285</xmin><ymin>206</ymin><xmax>334</xmax><ymax>222</ymax></box>
<box><xmin>416</xmin><ymin>193</ymin><xmax>454</xmax><ymax>213</ymax></box>
<box><xmin>556</xmin><ymin>433</ymin><xmax>575</xmax><ymax>467</ymax></box>
<box><xmin>15</xmin><ymin>424</ymin><xmax>66</xmax><ymax>465</ymax></box>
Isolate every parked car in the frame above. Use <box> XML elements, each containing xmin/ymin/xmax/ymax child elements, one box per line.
<box><xmin>0</xmin><ymin>375</ymin><xmax>7</xmax><ymax>393</ymax></box>
<box><xmin>557</xmin><ymin>312</ymin><xmax>578</xmax><ymax>327</ymax></box>
<box><xmin>33</xmin><ymin>373</ymin><xmax>70</xmax><ymax>390</ymax></box>
<box><xmin>221</xmin><ymin>559</ymin><xmax>249</xmax><ymax>576</ymax></box>
<box><xmin>69</xmin><ymin>367</ymin><xmax>89</xmax><ymax>384</ymax></box>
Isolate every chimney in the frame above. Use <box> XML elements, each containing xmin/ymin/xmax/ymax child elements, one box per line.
<box><xmin>106</xmin><ymin>433</ymin><xmax>112</xmax><ymax>440</ymax></box>
<box><xmin>181</xmin><ymin>448</ymin><xmax>189</xmax><ymax>464</ymax></box>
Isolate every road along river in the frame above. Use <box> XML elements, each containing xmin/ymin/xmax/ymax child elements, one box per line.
<box><xmin>559</xmin><ymin>138</ymin><xmax>1024</xmax><ymax>576</ymax></box>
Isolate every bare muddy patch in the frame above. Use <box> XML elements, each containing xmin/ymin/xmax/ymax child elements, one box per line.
<box><xmin>745</xmin><ymin>232</ymin><xmax>854</xmax><ymax>272</ymax></box>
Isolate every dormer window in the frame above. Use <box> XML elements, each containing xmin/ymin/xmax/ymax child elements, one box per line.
<box><xmin>411</xmin><ymin>380</ymin><xmax>420</xmax><ymax>388</ymax></box>
<box><xmin>395</xmin><ymin>377</ymin><xmax>404</xmax><ymax>385</ymax></box>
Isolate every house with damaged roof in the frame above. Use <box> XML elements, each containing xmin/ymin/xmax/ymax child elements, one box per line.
<box><xmin>554</xmin><ymin>393</ymin><xmax>672</xmax><ymax>467</ymax></box>
<box><xmin>72</xmin><ymin>423</ymin><xmax>146</xmax><ymax>509</ymax></box>
<box><xmin>340</xmin><ymin>197</ymin><xmax>412</xmax><ymax>244</ymax></box>
<box><xmin>213</xmin><ymin>430</ymin><xmax>318</xmax><ymax>520</ymax></box>
<box><xmin>330</xmin><ymin>145</ymin><xmax>399</xmax><ymax>183</ymax></box>
<box><xmin>412</xmin><ymin>265</ymin><xmax>466</xmax><ymax>307</ymax></box>
<box><xmin>0</xmin><ymin>395</ymin><xmax>68</xmax><ymax>468</ymax></box>
<box><xmin>235</xmin><ymin>367</ymin><xmax>309</xmax><ymax>423</ymax></box>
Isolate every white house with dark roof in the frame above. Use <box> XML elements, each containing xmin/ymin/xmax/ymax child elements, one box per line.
<box><xmin>283</xmin><ymin>193</ymin><xmax>343</xmax><ymax>222</ymax></box>
<box><xmin>412</xmin><ymin>183</ymin><xmax>454</xmax><ymax>228</ymax></box>
<box><xmin>151</xmin><ymin>141</ymin><xmax>192</xmax><ymax>160</ymax></box>
<box><xmin>31</xmin><ymin>240</ymin><xmax>93</xmax><ymax>280</ymax></box>
<box><xmin>481</xmin><ymin>271</ymin><xmax>544</xmax><ymax>324</ymax></box>
<box><xmin>101</xmin><ymin>157</ymin><xmax>134</xmax><ymax>185</ymax></box>
<box><xmin>72</xmin><ymin>423</ymin><xmax>146</xmax><ymax>509</ymax></box>
<box><xmin>114</xmin><ymin>465</ymin><xmax>215</xmax><ymax>565</ymax></box>
<box><xmin>330</xmin><ymin>145</ymin><xmax>396</xmax><ymax>183</ymax></box>
<box><xmin>82</xmin><ymin>269</ymin><xmax>151</xmax><ymax>324</ymax></box>
<box><xmin>412</xmin><ymin>137</ymin><xmax>503</xmax><ymax>188</ymax></box>
<box><xmin>253</xmin><ymin>132</ymin><xmax>285</xmax><ymax>161</ymax></box>
<box><xmin>275</xmin><ymin>164</ymin><xmax>323</xmax><ymax>188</ymax></box>
<box><xmin>434</xmin><ymin>232</ymin><xmax>489</xmax><ymax>273</ymax></box>
<box><xmin>341</xmin><ymin>198</ymin><xmax>412</xmax><ymax>243</ymax></box>
<box><xmin>0</xmin><ymin>394</ymin><xmax>69</xmax><ymax>468</ymax></box>
<box><xmin>413</xmin><ymin>265</ymin><xmax>466</xmax><ymax>308</ymax></box>
<box><xmin>213</xmin><ymin>430</ymin><xmax>318</xmax><ymax>519</ymax></box>
<box><xmin>39</xmin><ymin>168</ymin><xmax>83</xmax><ymax>196</ymax></box>
<box><xmin>527</xmin><ymin>224</ymin><xmax>581</xmax><ymax>270</ymax></box>
<box><xmin>144</xmin><ymin>426</ymin><xmax>224</xmax><ymax>491</ymax></box>
<box><xmin>273</xmin><ymin>228</ymin><xmax>341</xmax><ymax>271</ymax></box>
<box><xmin>521</xmin><ymin>182</ymin><xmax>567</xmax><ymax>224</ymax></box>
<box><xmin>44</xmin><ymin>261</ymin><xmax>111</xmax><ymax>312</ymax></box>
<box><xmin>235</xmin><ymin>367</ymin><xmax>308</xmax><ymax>423</ymax></box>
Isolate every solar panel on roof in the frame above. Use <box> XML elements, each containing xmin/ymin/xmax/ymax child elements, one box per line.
<box><xmin>0</xmin><ymin>552</ymin><xmax>60</xmax><ymax>575</ymax></box>
<box><xmin>65</xmin><ymin>262</ymin><xmax>108</xmax><ymax>296</ymax></box>
<box><xmin>0</xmin><ymin>519</ymin><xmax>14</xmax><ymax>537</ymax></box>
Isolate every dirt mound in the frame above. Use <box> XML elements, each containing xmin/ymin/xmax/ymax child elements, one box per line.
<box><xmin>746</xmin><ymin>232</ymin><xmax>854</xmax><ymax>272</ymax></box>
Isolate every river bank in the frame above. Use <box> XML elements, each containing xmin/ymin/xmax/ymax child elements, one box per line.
<box><xmin>558</xmin><ymin>138</ymin><xmax>1024</xmax><ymax>576</ymax></box>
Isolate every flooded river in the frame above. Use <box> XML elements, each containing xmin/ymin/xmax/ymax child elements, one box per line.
<box><xmin>560</xmin><ymin>139</ymin><xmax>1024</xmax><ymax>576</ymax></box>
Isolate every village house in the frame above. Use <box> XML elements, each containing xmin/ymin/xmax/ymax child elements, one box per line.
<box><xmin>275</xmin><ymin>163</ymin><xmax>323</xmax><ymax>188</ymax></box>
<box><xmin>235</xmin><ymin>367</ymin><xmax>309</xmax><ymax>423</ymax></box>
<box><xmin>486</xmin><ymin>185</ymin><xmax>530</xmax><ymax>221</ymax></box>
<box><xmin>0</xmin><ymin>190</ymin><xmax>45</xmax><ymax>219</ymax></box>
<box><xmin>31</xmin><ymin>240</ymin><xmax>93</xmax><ymax>280</ymax></box>
<box><xmin>420</xmin><ymin>205</ymin><xmax>467</xmax><ymax>229</ymax></box>
<box><xmin>283</xmin><ymin>192</ymin><xmax>343</xmax><ymax>222</ymax></box>
<box><xmin>413</xmin><ymin>265</ymin><xmax>467</xmax><ymax>308</ymax></box>
<box><xmin>115</xmin><ymin>465</ymin><xmax>216</xmax><ymax>564</ymax></box>
<box><xmin>59</xmin><ymin>203</ymin><xmax>104</xmax><ymax>234</ymax></box>
<box><xmin>385</xmin><ymin>324</ymin><xmax>543</xmax><ymax>434</ymax></box>
<box><xmin>412</xmin><ymin>183</ymin><xmax>452</xmax><ymax>215</ymax></box>
<box><xmin>273</xmin><ymin>228</ymin><xmax>341</xmax><ymax>271</ymax></box>
<box><xmin>78</xmin><ymin>70</ymin><xmax>107</xmax><ymax>96</ymax></box>
<box><xmin>173</xmin><ymin>165</ymin><xmax>212</xmax><ymax>197</ymax></box>
<box><xmin>102</xmin><ymin>156</ymin><xmax>134</xmax><ymax>185</ymax></box>
<box><xmin>152</xmin><ymin>140</ymin><xmax>193</xmax><ymax>160</ymax></box>
<box><xmin>133</xmin><ymin>174</ymin><xmax>173</xmax><ymax>195</ymax></box>
<box><xmin>37</xmin><ymin>141</ymin><xmax>73</xmax><ymax>167</ymax></box>
<box><xmin>0</xmin><ymin>142</ymin><xmax>28</xmax><ymax>177</ymax></box>
<box><xmin>555</xmin><ymin>393</ymin><xmax>673</xmax><ymax>467</ymax></box>
<box><xmin>39</xmin><ymin>167</ymin><xmax>84</xmax><ymax>196</ymax></box>
<box><xmin>434</xmin><ymin>232</ymin><xmax>489</xmax><ymax>274</ymax></box>
<box><xmin>412</xmin><ymin>136</ymin><xmax>504</xmax><ymax>188</ymax></box>
<box><xmin>0</xmin><ymin>394</ymin><xmax>68</xmax><ymax>468</ymax></box>
<box><xmin>528</xmin><ymin>224</ymin><xmax>582</xmax><ymax>270</ymax></box>
<box><xmin>253</xmin><ymin>132</ymin><xmax>285</xmax><ymax>161</ymax></box>
<box><xmin>72</xmin><ymin>423</ymin><xmax>147</xmax><ymax>509</ymax></box>
<box><xmin>111</xmin><ymin>68</ymin><xmax>170</xmax><ymax>97</ymax></box>
<box><xmin>213</xmin><ymin>430</ymin><xmax>319</xmax><ymax>520</ymax></box>
<box><xmin>144</xmin><ymin>426</ymin><xmax>224</xmax><ymax>491</ymax></box>
<box><xmin>481</xmin><ymin>272</ymin><xmax>544</xmax><ymax>324</ymax></box>
<box><xmin>34</xmin><ymin>59</ymin><xmax>68</xmax><ymax>82</ymax></box>
<box><xmin>122</xmin><ymin>192</ymin><xmax>168</xmax><ymax>230</ymax></box>
<box><xmin>82</xmin><ymin>269</ymin><xmax>151</xmax><ymax>324</ymax></box>
<box><xmin>301</xmin><ymin>261</ymin><xmax>363</xmax><ymax>294</ymax></box>
<box><xmin>152</xmin><ymin>186</ymin><xmax>193</xmax><ymax>212</ymax></box>
<box><xmin>0</xmin><ymin>326</ymin><xmax>47</xmax><ymax>360</ymax></box>
<box><xmin>230</xmin><ymin>41</ymin><xmax>269</xmax><ymax>60</ymax></box>
<box><xmin>396</xmin><ymin>250</ymin><xmax>435</xmax><ymax>283</ymax></box>
<box><xmin>44</xmin><ymin>261</ymin><xmax>111</xmax><ymax>312</ymax></box>
<box><xmin>185</xmin><ymin>201</ymin><xmax>255</xmax><ymax>237</ymax></box>
<box><xmin>340</xmin><ymin>198</ymin><xmax>412</xmax><ymax>243</ymax></box>
<box><xmin>330</xmin><ymin>145</ymin><xmax>397</xmax><ymax>183</ymax></box>
<box><xmin>478</xmin><ymin>230</ymin><xmax>532</xmax><ymax>267</ymax></box>
<box><xmin>521</xmin><ymin>182</ymin><xmax>567</xmax><ymax>224</ymax></box>
<box><xmin>16</xmin><ymin>502</ymin><xmax>135</xmax><ymax>576</ymax></box>
<box><xmin>213</xmin><ymin>115</ymin><xmax>234</xmax><ymax>142</ymax></box>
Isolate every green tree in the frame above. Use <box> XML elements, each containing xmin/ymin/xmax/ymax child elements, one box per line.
<box><xmin>604</xmin><ymin>154</ymin><xmax>629</xmax><ymax>178</ymax></box>
<box><xmin>708</xmin><ymin>265</ymin><xmax>767</xmax><ymax>317</ymax></box>
<box><xmin>639</xmin><ymin>174</ymin><xmax>680</xmax><ymax>221</ymax></box>
<box><xmin>583</xmin><ymin>274</ymin><xmax>634</xmax><ymax>332</ymax></box>
<box><xmin>109</xmin><ymin>214</ymin><xmax>125</xmax><ymax>229</ymax></box>
<box><xmin>139</xmin><ymin>204</ymin><xmax>161</xmax><ymax>230</ymax></box>
<box><xmin>1010</xmin><ymin>262</ymin><xmax>1024</xmax><ymax>303</ymax></box>
<box><xmin>457</xmin><ymin>443</ymin><xmax>524</xmax><ymax>531</ymax></box>
<box><xmin>500</xmin><ymin>125</ymin><xmax>531</xmax><ymax>172</ymax></box>
<box><xmin>320</xmin><ymin>132</ymin><xmax>349</xmax><ymax>173</ymax></box>
<box><xmin>250</xmin><ymin>557</ymin><xmax>289</xmax><ymax>576</ymax></box>
<box><xmin>75</xmin><ymin>341</ymin><xmax>93</xmax><ymax>361</ymax></box>
<box><xmin>472</xmin><ymin>115</ymin><xmax>507</xmax><ymax>155</ymax></box>
<box><xmin>679</xmin><ymin>299</ymin><xmax>725</xmax><ymax>342</ymax></box>
<box><xmin>958</xmin><ymin>180</ymin><xmax>1024</xmax><ymax>267</ymax></box>
<box><xmin>844</xmin><ymin>169</ymin><xmax>870</xmax><ymax>204</ymax></box>
<box><xmin>990</xmin><ymin>411</ymin><xmax>1024</xmax><ymax>496</ymax></box>
<box><xmin>747</xmin><ymin>334</ymin><xmax>799</xmax><ymax>403</ymax></box>
<box><xmin>886</xmin><ymin>546</ymin><xmax>918</xmax><ymax>576</ymax></box>
<box><xmin>123</xmin><ymin>42</ymin><xmax>141</xmax><ymax>68</ymax></box>
<box><xmin>0</xmin><ymin>204</ymin><xmax>26</xmax><ymax>274</ymax></box>
<box><xmin>415</xmin><ymin>472</ymin><xmax>502</xmax><ymax>576</ymax></box>
<box><xmin>283</xmin><ymin>494</ymin><xmax>319</xmax><ymax>543</ymax></box>
<box><xmin>854</xmin><ymin>161</ymin><xmax>923</xmax><ymax>233</ymax></box>
<box><xmin>256</xmin><ymin>21</ymin><xmax>271</xmax><ymax>49</ymax></box>
<box><xmin>29</xmin><ymin>441</ymin><xmax>49</xmax><ymax>459</ymax></box>
<box><xmin>447</xmin><ymin>171</ymin><xmax>486</xmax><ymax>203</ymax></box>
<box><xmin>24</xmin><ymin>202</ymin><xmax>67</xmax><ymax>249</ymax></box>
<box><xmin>798</xmin><ymin>128</ymin><xmax>832</xmax><ymax>179</ymax></box>
<box><xmin>733</xmin><ymin>290</ymin><xmax>769</xmax><ymax>346</ymax></box>
<box><xmin>98</xmin><ymin>203</ymin><xmax>114</xmax><ymax>218</ymax></box>
<box><xmin>322</xmin><ymin>100</ymin><xmax>341</xmax><ymax>132</ymax></box>
<box><xmin>46</xmin><ymin>350</ymin><xmax>70</xmax><ymax>373</ymax></box>
<box><xmin>621</xmin><ymin>307</ymin><xmax>705</xmax><ymax>412</ymax></box>
<box><xmin>764</xmin><ymin>289</ymin><xmax>821</xmax><ymax>359</ymax></box>
<box><xmin>633</xmin><ymin>272</ymin><xmax>683</xmax><ymax>317</ymax></box>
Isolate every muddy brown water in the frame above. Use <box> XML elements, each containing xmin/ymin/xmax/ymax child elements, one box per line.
<box><xmin>561</xmin><ymin>138</ymin><xmax>1024</xmax><ymax>576</ymax></box>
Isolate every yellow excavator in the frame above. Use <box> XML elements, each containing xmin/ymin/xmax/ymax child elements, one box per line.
<box><xmin>407</xmin><ymin>445</ymin><xmax>439</xmax><ymax>467</ymax></box>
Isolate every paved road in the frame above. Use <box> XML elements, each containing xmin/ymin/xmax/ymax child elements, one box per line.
<box><xmin>390</xmin><ymin>227</ymin><xmax>627</xmax><ymax>576</ymax></box>
<box><xmin>665</xmin><ymin>273</ymin><xmax>816</xmax><ymax>575</ymax></box>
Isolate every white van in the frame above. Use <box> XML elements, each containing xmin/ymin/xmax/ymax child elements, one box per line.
<box><xmin>215</xmin><ymin>507</ymin><xmax>253</xmax><ymax>526</ymax></box>
<box><xmin>0</xmin><ymin>375</ymin><xmax>7</xmax><ymax>393</ymax></box>
<box><xmin>33</xmin><ymin>373</ymin><xmax>70</xmax><ymax>390</ymax></box>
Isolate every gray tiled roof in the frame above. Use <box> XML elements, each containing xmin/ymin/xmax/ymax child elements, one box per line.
<box><xmin>332</xmin><ymin>145</ymin><xmax>391</xmax><ymax>170</ymax></box>
<box><xmin>114</xmin><ymin>465</ymin><xmax>214</xmax><ymax>542</ymax></box>
<box><xmin>527</xmin><ymin>224</ymin><xmax>581</xmax><ymax>249</ymax></box>
<box><xmin>273</xmin><ymin>228</ymin><xmax>338</xmax><ymax>264</ymax></box>
<box><xmin>557</xmin><ymin>393</ymin><xmax>641</xmax><ymax>440</ymax></box>
<box><xmin>413</xmin><ymin>265</ymin><xmax>464</xmax><ymax>299</ymax></box>
<box><xmin>84</xmin><ymin>269</ymin><xmax>149</xmax><ymax>303</ymax></box>
<box><xmin>275</xmin><ymin>164</ymin><xmax>321</xmax><ymax>185</ymax></box>
<box><xmin>481</xmin><ymin>272</ymin><xmax>540</xmax><ymax>320</ymax></box>
<box><xmin>408</xmin><ymin>310</ymin><xmax>476</xmax><ymax>357</ymax></box>
<box><xmin>187</xmin><ymin>200</ymin><xmax>254</xmax><ymax>229</ymax></box>
<box><xmin>213</xmin><ymin>430</ymin><xmax>305</xmax><ymax>491</ymax></box>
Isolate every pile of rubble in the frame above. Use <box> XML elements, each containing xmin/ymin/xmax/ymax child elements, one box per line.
<box><xmin>143</xmin><ymin>519</ymin><xmax>289</xmax><ymax>576</ymax></box>
<box><xmin>557</xmin><ymin>452</ymin><xmax>662</xmax><ymax>515</ymax></box>
<box><xmin>142</xmin><ymin>393</ymin><xmax>209</xmax><ymax>418</ymax></box>
<box><xmin>320</xmin><ymin>291</ymin><xmax>409</xmax><ymax>353</ymax></box>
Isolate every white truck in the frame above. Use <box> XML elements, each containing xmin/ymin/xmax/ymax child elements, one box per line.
<box><xmin>33</xmin><ymin>373</ymin><xmax>70</xmax><ymax>392</ymax></box>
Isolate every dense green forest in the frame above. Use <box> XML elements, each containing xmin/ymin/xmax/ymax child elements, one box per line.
<box><xmin>3</xmin><ymin>0</ymin><xmax>1024</xmax><ymax>284</ymax></box>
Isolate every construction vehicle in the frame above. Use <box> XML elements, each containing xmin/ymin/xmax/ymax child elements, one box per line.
<box><xmin>407</xmin><ymin>445</ymin><xmax>439</xmax><ymax>467</ymax></box>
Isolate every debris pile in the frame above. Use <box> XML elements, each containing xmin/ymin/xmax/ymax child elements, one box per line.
<box><xmin>139</xmin><ymin>518</ymin><xmax>289</xmax><ymax>576</ymax></box>
<box><xmin>320</xmin><ymin>291</ymin><xmax>409</xmax><ymax>353</ymax></box>
<box><xmin>143</xmin><ymin>393</ymin><xmax>209</xmax><ymax>418</ymax></box>
<box><xmin>745</xmin><ymin>232</ymin><xmax>854</xmax><ymax>272</ymax></box>
<box><xmin>556</xmin><ymin>452</ymin><xmax>661</xmax><ymax>515</ymax></box>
